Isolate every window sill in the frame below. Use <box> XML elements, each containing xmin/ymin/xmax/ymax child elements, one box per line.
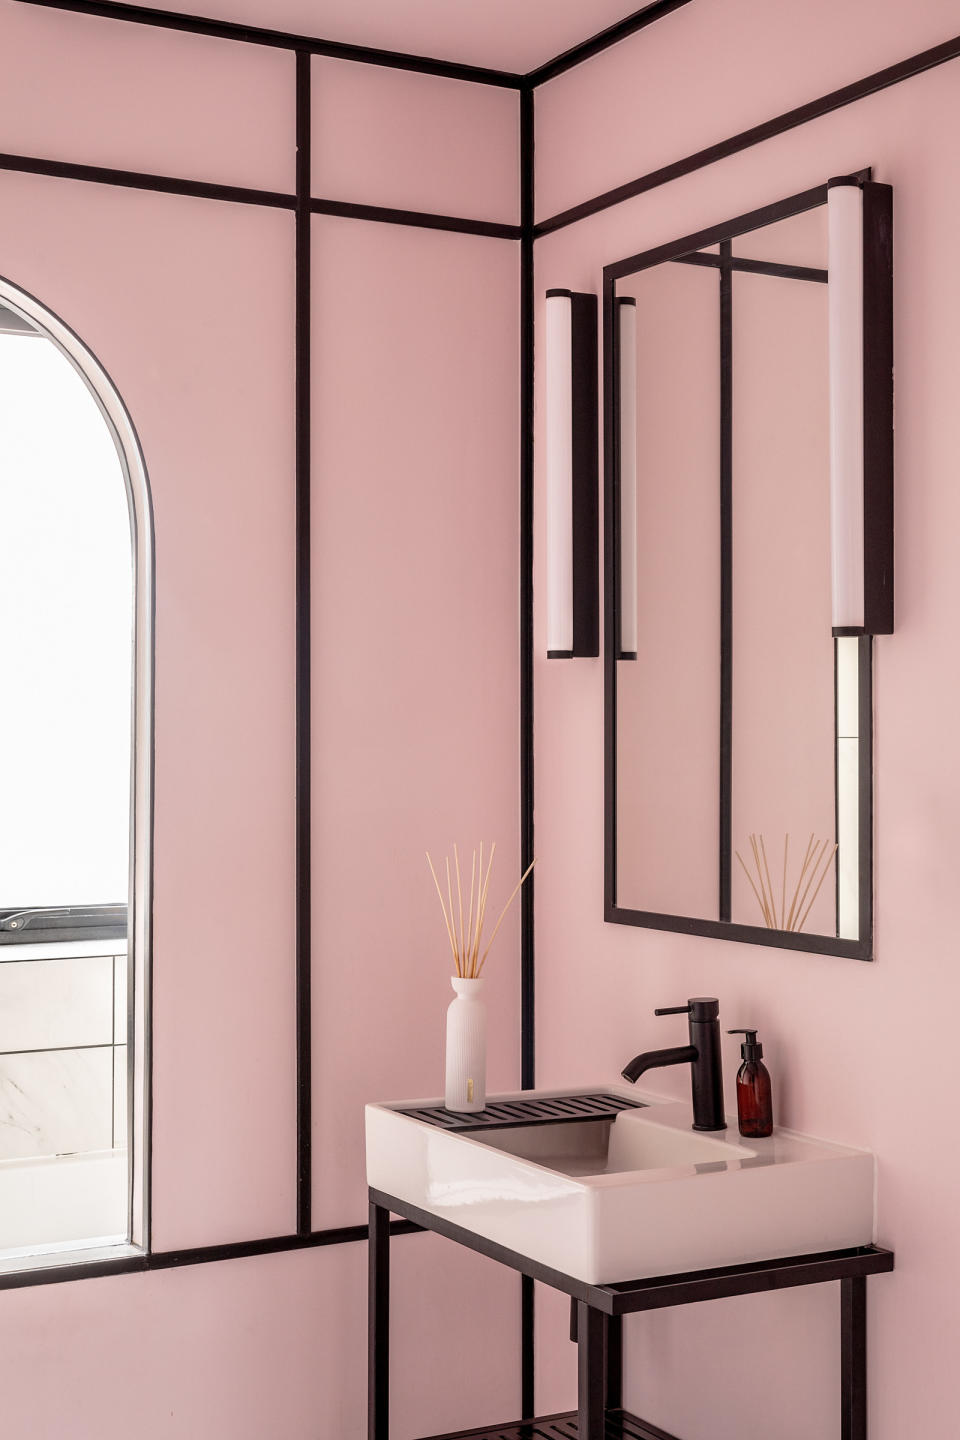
<box><xmin>0</xmin><ymin>1239</ymin><xmax>146</xmax><ymax>1291</ymax></box>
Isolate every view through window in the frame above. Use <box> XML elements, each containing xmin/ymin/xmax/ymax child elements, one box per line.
<box><xmin>0</xmin><ymin>301</ymin><xmax>134</xmax><ymax>1260</ymax></box>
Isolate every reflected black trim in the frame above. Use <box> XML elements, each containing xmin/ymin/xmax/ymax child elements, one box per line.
<box><xmin>0</xmin><ymin>1220</ymin><xmax>424</xmax><ymax>1293</ymax></box>
<box><xmin>535</xmin><ymin>32</ymin><xmax>960</xmax><ymax>235</ymax></box>
<box><xmin>526</xmin><ymin>0</ymin><xmax>693</xmax><ymax>87</ymax></box>
<box><xmin>673</xmin><ymin>253</ymin><xmax>828</xmax><ymax>283</ymax></box>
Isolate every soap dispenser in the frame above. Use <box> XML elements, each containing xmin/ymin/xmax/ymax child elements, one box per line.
<box><xmin>727</xmin><ymin>1029</ymin><xmax>773</xmax><ymax>1138</ymax></box>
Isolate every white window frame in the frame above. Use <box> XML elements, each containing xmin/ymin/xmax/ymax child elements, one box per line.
<box><xmin>0</xmin><ymin>276</ymin><xmax>153</xmax><ymax>1260</ymax></box>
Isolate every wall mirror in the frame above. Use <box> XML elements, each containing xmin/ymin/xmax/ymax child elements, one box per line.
<box><xmin>603</xmin><ymin>176</ymin><xmax>892</xmax><ymax>960</ymax></box>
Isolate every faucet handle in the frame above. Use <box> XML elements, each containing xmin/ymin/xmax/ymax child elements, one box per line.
<box><xmin>655</xmin><ymin>998</ymin><xmax>720</xmax><ymax>1021</ymax></box>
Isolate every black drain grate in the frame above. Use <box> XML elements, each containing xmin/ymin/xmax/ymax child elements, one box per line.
<box><xmin>415</xmin><ymin>1409</ymin><xmax>680</xmax><ymax>1440</ymax></box>
<box><xmin>394</xmin><ymin>1092</ymin><xmax>645</xmax><ymax>1133</ymax></box>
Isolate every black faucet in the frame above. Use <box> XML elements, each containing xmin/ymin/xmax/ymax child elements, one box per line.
<box><xmin>621</xmin><ymin>997</ymin><xmax>726</xmax><ymax>1132</ymax></box>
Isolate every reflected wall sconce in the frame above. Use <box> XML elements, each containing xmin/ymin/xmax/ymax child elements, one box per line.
<box><xmin>827</xmin><ymin>175</ymin><xmax>894</xmax><ymax>636</ymax></box>
<box><xmin>545</xmin><ymin>289</ymin><xmax>598</xmax><ymax>658</ymax></box>
<box><xmin>616</xmin><ymin>296</ymin><xmax>638</xmax><ymax>660</ymax></box>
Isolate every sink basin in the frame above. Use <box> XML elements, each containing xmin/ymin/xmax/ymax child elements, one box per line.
<box><xmin>366</xmin><ymin>1085</ymin><xmax>875</xmax><ymax>1284</ymax></box>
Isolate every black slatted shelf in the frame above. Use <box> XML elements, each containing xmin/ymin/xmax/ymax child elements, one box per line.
<box><xmin>416</xmin><ymin>1410</ymin><xmax>679</xmax><ymax>1440</ymax></box>
<box><xmin>395</xmin><ymin>1092</ymin><xmax>645</xmax><ymax>1133</ymax></box>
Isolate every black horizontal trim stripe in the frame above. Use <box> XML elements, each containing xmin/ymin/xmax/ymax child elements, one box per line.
<box><xmin>0</xmin><ymin>150</ymin><xmax>295</xmax><ymax>207</ymax></box>
<box><xmin>535</xmin><ymin>29</ymin><xmax>960</xmax><ymax>235</ymax></box>
<box><xmin>0</xmin><ymin>152</ymin><xmax>520</xmax><ymax>236</ymax></box>
<box><xmin>310</xmin><ymin>197</ymin><xmax>521</xmax><ymax>240</ymax></box>
<box><xmin>0</xmin><ymin>1219</ymin><xmax>423</xmax><ymax>1292</ymax></box>
<box><xmin>15</xmin><ymin>0</ymin><xmax>524</xmax><ymax>88</ymax></box>
<box><xmin>526</xmin><ymin>0</ymin><xmax>693</xmax><ymax>88</ymax></box>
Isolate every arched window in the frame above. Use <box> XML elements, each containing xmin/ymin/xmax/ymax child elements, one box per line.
<box><xmin>0</xmin><ymin>280</ymin><xmax>152</xmax><ymax>1265</ymax></box>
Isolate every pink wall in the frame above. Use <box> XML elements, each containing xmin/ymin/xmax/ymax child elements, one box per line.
<box><xmin>533</xmin><ymin>6</ymin><xmax>960</xmax><ymax>1437</ymax></box>
<box><xmin>0</xmin><ymin>5</ymin><xmax>521</xmax><ymax>1436</ymax></box>
<box><xmin>616</xmin><ymin>261</ymin><xmax>720</xmax><ymax>919</ymax></box>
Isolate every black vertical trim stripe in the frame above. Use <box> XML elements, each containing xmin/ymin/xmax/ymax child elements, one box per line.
<box><xmin>519</xmin><ymin>81</ymin><xmax>536</xmax><ymax>1421</ymax></box>
<box><xmin>718</xmin><ymin>241</ymin><xmax>733</xmax><ymax>923</ymax></box>
<box><xmin>295</xmin><ymin>49</ymin><xmax>313</xmax><ymax>1240</ymax></box>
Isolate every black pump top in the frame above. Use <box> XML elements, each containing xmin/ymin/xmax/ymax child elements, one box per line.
<box><xmin>728</xmin><ymin>1028</ymin><xmax>764</xmax><ymax>1062</ymax></box>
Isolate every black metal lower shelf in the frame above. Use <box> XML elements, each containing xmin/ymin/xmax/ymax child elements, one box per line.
<box><xmin>416</xmin><ymin>1410</ymin><xmax>680</xmax><ymax>1440</ymax></box>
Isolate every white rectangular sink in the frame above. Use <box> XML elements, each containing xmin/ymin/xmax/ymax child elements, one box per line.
<box><xmin>366</xmin><ymin>1085</ymin><xmax>875</xmax><ymax>1285</ymax></box>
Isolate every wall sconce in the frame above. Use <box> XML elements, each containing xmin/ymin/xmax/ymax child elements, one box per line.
<box><xmin>545</xmin><ymin>289</ymin><xmax>598</xmax><ymax>658</ymax></box>
<box><xmin>616</xmin><ymin>296</ymin><xmax>638</xmax><ymax>660</ymax></box>
<box><xmin>827</xmin><ymin>176</ymin><xmax>894</xmax><ymax>636</ymax></box>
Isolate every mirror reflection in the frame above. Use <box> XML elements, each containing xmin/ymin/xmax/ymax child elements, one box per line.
<box><xmin>611</xmin><ymin>200</ymin><xmax>867</xmax><ymax>950</ymax></box>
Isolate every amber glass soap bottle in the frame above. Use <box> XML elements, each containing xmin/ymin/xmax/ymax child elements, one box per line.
<box><xmin>727</xmin><ymin>1029</ymin><xmax>773</xmax><ymax>1138</ymax></box>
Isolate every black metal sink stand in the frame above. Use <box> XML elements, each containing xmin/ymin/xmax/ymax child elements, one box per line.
<box><xmin>368</xmin><ymin>1186</ymin><xmax>894</xmax><ymax>1440</ymax></box>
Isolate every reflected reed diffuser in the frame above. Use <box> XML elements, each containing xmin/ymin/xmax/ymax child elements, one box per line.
<box><xmin>426</xmin><ymin>843</ymin><xmax>535</xmax><ymax>1112</ymax></box>
<box><xmin>736</xmin><ymin>832</ymin><xmax>838</xmax><ymax>934</ymax></box>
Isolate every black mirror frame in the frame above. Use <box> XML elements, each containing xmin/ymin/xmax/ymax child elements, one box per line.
<box><xmin>602</xmin><ymin>176</ymin><xmax>891</xmax><ymax>962</ymax></box>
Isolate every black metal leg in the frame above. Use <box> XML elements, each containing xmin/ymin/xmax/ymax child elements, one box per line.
<box><xmin>605</xmin><ymin>1314</ymin><xmax>623</xmax><ymax>1411</ymax></box>
<box><xmin>577</xmin><ymin>1301</ymin><xmax>606</xmax><ymax>1440</ymax></box>
<box><xmin>368</xmin><ymin>1200</ymin><xmax>390</xmax><ymax>1440</ymax></box>
<box><xmin>841</xmin><ymin>1276</ymin><xmax>867</xmax><ymax>1440</ymax></box>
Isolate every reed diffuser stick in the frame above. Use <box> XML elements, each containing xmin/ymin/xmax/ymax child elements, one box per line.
<box><xmin>478</xmin><ymin>859</ymin><xmax>537</xmax><ymax>972</ymax></box>
<box><xmin>426</xmin><ymin>853</ymin><xmax>459</xmax><ymax>966</ymax></box>
<box><xmin>736</xmin><ymin>831</ymin><xmax>838</xmax><ymax>933</ymax></box>
<box><xmin>426</xmin><ymin>844</ymin><xmax>534</xmax><ymax>979</ymax></box>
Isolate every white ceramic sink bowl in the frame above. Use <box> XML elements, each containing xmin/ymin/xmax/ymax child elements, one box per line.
<box><xmin>366</xmin><ymin>1085</ymin><xmax>875</xmax><ymax>1284</ymax></box>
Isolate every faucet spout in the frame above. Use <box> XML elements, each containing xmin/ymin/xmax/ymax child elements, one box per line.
<box><xmin>620</xmin><ymin>997</ymin><xmax>727</xmax><ymax>1131</ymax></box>
<box><xmin>621</xmin><ymin>1045</ymin><xmax>697</xmax><ymax>1085</ymax></box>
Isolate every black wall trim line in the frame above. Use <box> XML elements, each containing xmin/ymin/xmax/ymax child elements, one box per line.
<box><xmin>0</xmin><ymin>150</ymin><xmax>295</xmax><ymax>207</ymax></box>
<box><xmin>294</xmin><ymin>49</ymin><xmax>313</xmax><ymax>1240</ymax></box>
<box><xmin>0</xmin><ymin>1222</ymin><xmax>424</xmax><ymax>1293</ymax></box>
<box><xmin>310</xmin><ymin>197</ymin><xmax>521</xmax><ymax>240</ymax></box>
<box><xmin>17</xmin><ymin>0</ymin><xmax>689</xmax><ymax>89</ymax></box>
<box><xmin>535</xmin><ymin>30</ymin><xmax>960</xmax><ymax>235</ymax></box>
<box><xmin>519</xmin><ymin>83</ymin><xmax>536</xmax><ymax>1420</ymax></box>
<box><xmin>526</xmin><ymin>0</ymin><xmax>693</xmax><ymax>87</ymax></box>
<box><xmin>15</xmin><ymin>0</ymin><xmax>524</xmax><ymax>88</ymax></box>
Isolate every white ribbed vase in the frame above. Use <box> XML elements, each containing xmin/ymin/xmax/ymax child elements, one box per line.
<box><xmin>444</xmin><ymin>977</ymin><xmax>487</xmax><ymax>1113</ymax></box>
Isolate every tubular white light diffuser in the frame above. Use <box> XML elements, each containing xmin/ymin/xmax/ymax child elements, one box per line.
<box><xmin>546</xmin><ymin>291</ymin><xmax>574</xmax><ymax>656</ymax></box>
<box><xmin>545</xmin><ymin>288</ymin><xmax>599</xmax><ymax>658</ymax></box>
<box><xmin>617</xmin><ymin>298</ymin><xmax>638</xmax><ymax>660</ymax></box>
<box><xmin>828</xmin><ymin>178</ymin><xmax>865</xmax><ymax>632</ymax></box>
